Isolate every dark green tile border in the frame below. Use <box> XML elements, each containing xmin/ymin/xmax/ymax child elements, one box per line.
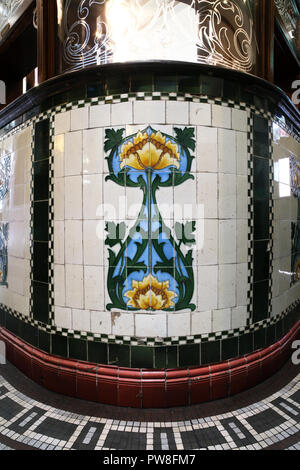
<box><xmin>0</xmin><ymin>304</ymin><xmax>299</xmax><ymax>368</ymax></box>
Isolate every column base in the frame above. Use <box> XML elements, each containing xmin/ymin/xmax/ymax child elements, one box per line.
<box><xmin>0</xmin><ymin>322</ymin><xmax>299</xmax><ymax>408</ymax></box>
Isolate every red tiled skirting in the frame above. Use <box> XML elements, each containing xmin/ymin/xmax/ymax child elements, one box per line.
<box><xmin>0</xmin><ymin>322</ymin><xmax>299</xmax><ymax>408</ymax></box>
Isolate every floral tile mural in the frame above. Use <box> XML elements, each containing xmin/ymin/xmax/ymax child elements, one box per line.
<box><xmin>0</xmin><ymin>151</ymin><xmax>10</xmax><ymax>287</ymax></box>
<box><xmin>104</xmin><ymin>126</ymin><xmax>196</xmax><ymax>312</ymax></box>
<box><xmin>291</xmin><ymin>155</ymin><xmax>300</xmax><ymax>285</ymax></box>
<box><xmin>0</xmin><ymin>222</ymin><xmax>8</xmax><ymax>286</ymax></box>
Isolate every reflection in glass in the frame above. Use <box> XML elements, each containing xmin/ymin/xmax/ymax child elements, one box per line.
<box><xmin>57</xmin><ymin>0</ymin><xmax>257</xmax><ymax>73</ymax></box>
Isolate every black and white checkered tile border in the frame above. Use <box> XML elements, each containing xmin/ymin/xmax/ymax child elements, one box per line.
<box><xmin>247</xmin><ymin>114</ymin><xmax>254</xmax><ymax>326</ymax></box>
<box><xmin>48</xmin><ymin>117</ymin><xmax>55</xmax><ymax>325</ymax></box>
<box><xmin>0</xmin><ymin>372</ymin><xmax>298</xmax><ymax>450</ymax></box>
<box><xmin>29</xmin><ymin>126</ymin><xmax>35</xmax><ymax>318</ymax></box>
<box><xmin>269</xmin><ymin>120</ymin><xmax>275</xmax><ymax>318</ymax></box>
<box><xmin>0</xmin><ymin>93</ymin><xmax>297</xmax><ymax>347</ymax></box>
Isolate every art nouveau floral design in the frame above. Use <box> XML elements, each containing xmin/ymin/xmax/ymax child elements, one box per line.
<box><xmin>0</xmin><ymin>153</ymin><xmax>11</xmax><ymax>200</ymax></box>
<box><xmin>0</xmin><ymin>223</ymin><xmax>8</xmax><ymax>286</ymax></box>
<box><xmin>290</xmin><ymin>156</ymin><xmax>300</xmax><ymax>285</ymax></box>
<box><xmin>0</xmin><ymin>151</ymin><xmax>10</xmax><ymax>287</ymax></box>
<box><xmin>104</xmin><ymin>126</ymin><xmax>196</xmax><ymax>312</ymax></box>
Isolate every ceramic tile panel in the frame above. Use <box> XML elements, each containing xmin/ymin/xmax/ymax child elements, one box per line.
<box><xmin>0</xmin><ymin>93</ymin><xmax>299</xmax><ymax>370</ymax></box>
<box><xmin>0</xmin><ymin>123</ymin><xmax>31</xmax><ymax>319</ymax></box>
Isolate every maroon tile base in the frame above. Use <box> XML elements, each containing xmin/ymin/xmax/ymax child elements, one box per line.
<box><xmin>0</xmin><ymin>321</ymin><xmax>299</xmax><ymax>408</ymax></box>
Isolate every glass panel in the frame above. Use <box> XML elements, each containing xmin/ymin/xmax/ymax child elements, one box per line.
<box><xmin>57</xmin><ymin>0</ymin><xmax>258</xmax><ymax>74</ymax></box>
<box><xmin>0</xmin><ymin>0</ymin><xmax>25</xmax><ymax>34</ymax></box>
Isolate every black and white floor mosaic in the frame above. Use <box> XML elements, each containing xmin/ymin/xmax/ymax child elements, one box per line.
<box><xmin>0</xmin><ymin>365</ymin><xmax>299</xmax><ymax>451</ymax></box>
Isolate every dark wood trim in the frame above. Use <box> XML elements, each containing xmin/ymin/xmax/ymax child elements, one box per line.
<box><xmin>36</xmin><ymin>0</ymin><xmax>57</xmax><ymax>84</ymax></box>
<box><xmin>255</xmin><ymin>0</ymin><xmax>275</xmax><ymax>83</ymax></box>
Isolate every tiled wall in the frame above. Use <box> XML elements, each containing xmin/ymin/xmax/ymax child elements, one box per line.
<box><xmin>272</xmin><ymin>123</ymin><xmax>300</xmax><ymax>318</ymax></box>
<box><xmin>52</xmin><ymin>99</ymin><xmax>249</xmax><ymax>339</ymax></box>
<box><xmin>0</xmin><ymin>126</ymin><xmax>31</xmax><ymax>318</ymax></box>
<box><xmin>0</xmin><ymin>90</ymin><xmax>299</xmax><ymax>369</ymax></box>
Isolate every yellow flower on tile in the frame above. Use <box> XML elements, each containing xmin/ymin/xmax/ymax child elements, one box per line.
<box><xmin>119</xmin><ymin>131</ymin><xmax>180</xmax><ymax>170</ymax></box>
<box><xmin>125</xmin><ymin>274</ymin><xmax>176</xmax><ymax>310</ymax></box>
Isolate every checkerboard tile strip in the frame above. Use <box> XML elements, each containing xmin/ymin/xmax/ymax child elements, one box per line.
<box><xmin>49</xmin><ymin>117</ymin><xmax>55</xmax><ymax>325</ymax></box>
<box><xmin>268</xmin><ymin>120</ymin><xmax>275</xmax><ymax>318</ymax></box>
<box><xmin>29</xmin><ymin>126</ymin><xmax>34</xmax><ymax>318</ymax></box>
<box><xmin>247</xmin><ymin>114</ymin><xmax>254</xmax><ymax>326</ymax></box>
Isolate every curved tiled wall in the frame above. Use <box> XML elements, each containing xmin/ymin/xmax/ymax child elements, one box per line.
<box><xmin>0</xmin><ymin>63</ymin><xmax>299</xmax><ymax>406</ymax></box>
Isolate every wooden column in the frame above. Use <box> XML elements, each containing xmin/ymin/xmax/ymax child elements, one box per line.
<box><xmin>255</xmin><ymin>0</ymin><xmax>275</xmax><ymax>82</ymax></box>
<box><xmin>36</xmin><ymin>0</ymin><xmax>57</xmax><ymax>84</ymax></box>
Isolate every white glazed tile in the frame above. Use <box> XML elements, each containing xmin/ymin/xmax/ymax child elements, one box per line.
<box><xmin>279</xmin><ymin>220</ymin><xmax>291</xmax><ymax>258</ymax></box>
<box><xmin>198</xmin><ymin>219</ymin><xmax>218</xmax><ymax>266</ymax></box>
<box><xmin>111</xmin><ymin>312</ymin><xmax>134</xmax><ymax>336</ymax></box>
<box><xmin>111</xmin><ymin>102</ymin><xmax>133</xmax><ymax>126</ymax></box>
<box><xmin>83</xmin><ymin>128</ymin><xmax>104</xmax><ymax>175</ymax></box>
<box><xmin>53</xmin><ymin>135</ymin><xmax>65</xmax><ymax>179</ymax></box>
<box><xmin>72</xmin><ymin>309</ymin><xmax>91</xmax><ymax>332</ymax></box>
<box><xmin>7</xmin><ymin>221</ymin><xmax>25</xmax><ymax>258</ymax></box>
<box><xmin>219</xmin><ymin>220</ymin><xmax>236</xmax><ymax>264</ymax></box>
<box><xmin>236</xmin><ymin>131</ymin><xmax>248</xmax><ymax>176</ymax></box>
<box><xmin>65</xmin><ymin>264</ymin><xmax>84</xmax><ymax>309</ymax></box>
<box><xmin>54</xmin><ymin>264</ymin><xmax>65</xmax><ymax>307</ymax></box>
<box><xmin>54</xmin><ymin>221</ymin><xmax>65</xmax><ymax>265</ymax></box>
<box><xmin>218</xmin><ymin>128</ymin><xmax>236</xmax><ymax>174</ymax></box>
<box><xmin>189</xmin><ymin>102</ymin><xmax>211</xmax><ymax>126</ymax></box>
<box><xmin>212</xmin><ymin>308</ymin><xmax>231</xmax><ymax>332</ymax></box>
<box><xmin>13</xmin><ymin>126</ymin><xmax>31</xmax><ymax>151</ymax></box>
<box><xmin>71</xmin><ymin>106</ymin><xmax>89</xmax><ymax>131</ymax></box>
<box><xmin>236</xmin><ymin>263</ymin><xmax>248</xmax><ymax>306</ymax></box>
<box><xmin>134</xmin><ymin>100</ymin><xmax>165</xmax><ymax>124</ymax></box>
<box><xmin>278</xmin><ymin>256</ymin><xmax>291</xmax><ymax>294</ymax></box>
<box><xmin>197</xmin><ymin>265</ymin><xmax>218</xmax><ymax>311</ymax></box>
<box><xmin>65</xmin><ymin>176</ymin><xmax>82</xmax><ymax>220</ymax></box>
<box><xmin>174</xmin><ymin>176</ymin><xmax>197</xmax><ymax>220</ymax></box>
<box><xmin>219</xmin><ymin>174</ymin><xmax>237</xmax><ymax>219</ymax></box>
<box><xmin>90</xmin><ymin>311</ymin><xmax>112</xmax><ymax>334</ymax></box>
<box><xmin>237</xmin><ymin>219</ymin><xmax>248</xmax><ymax>264</ymax></box>
<box><xmin>191</xmin><ymin>310</ymin><xmax>212</xmax><ymax>335</ymax></box>
<box><xmin>135</xmin><ymin>314</ymin><xmax>167</xmax><ymax>337</ymax></box>
<box><xmin>218</xmin><ymin>264</ymin><xmax>236</xmax><ymax>309</ymax></box>
<box><xmin>196</xmin><ymin>126</ymin><xmax>218</xmax><ymax>172</ymax></box>
<box><xmin>65</xmin><ymin>220</ymin><xmax>83</xmax><ymax>265</ymax></box>
<box><xmin>84</xmin><ymin>266</ymin><xmax>104</xmax><ymax>311</ymax></box>
<box><xmin>9</xmin><ymin>184</ymin><xmax>25</xmax><ymax>222</ymax></box>
<box><xmin>166</xmin><ymin>101</ymin><xmax>189</xmax><ymax>125</ymax></box>
<box><xmin>83</xmin><ymin>220</ymin><xmax>104</xmax><ymax>266</ymax></box>
<box><xmin>54</xmin><ymin>178</ymin><xmax>64</xmax><ymax>221</ymax></box>
<box><xmin>212</xmin><ymin>104</ymin><xmax>231</xmax><ymax>129</ymax></box>
<box><xmin>12</xmin><ymin>150</ymin><xmax>25</xmax><ymax>185</ymax></box>
<box><xmin>89</xmin><ymin>103</ymin><xmax>111</xmax><ymax>128</ymax></box>
<box><xmin>197</xmin><ymin>173</ymin><xmax>218</xmax><ymax>219</ymax></box>
<box><xmin>64</xmin><ymin>131</ymin><xmax>82</xmax><ymax>177</ymax></box>
<box><xmin>231</xmin><ymin>306</ymin><xmax>247</xmax><ymax>329</ymax></box>
<box><xmin>232</xmin><ymin>108</ymin><xmax>248</xmax><ymax>132</ymax></box>
<box><xmin>167</xmin><ymin>312</ymin><xmax>190</xmax><ymax>337</ymax></box>
<box><xmin>7</xmin><ymin>256</ymin><xmax>25</xmax><ymax>295</ymax></box>
<box><xmin>237</xmin><ymin>175</ymin><xmax>248</xmax><ymax>219</ymax></box>
<box><xmin>54</xmin><ymin>111</ymin><xmax>71</xmax><ymax>135</ymax></box>
<box><xmin>54</xmin><ymin>307</ymin><xmax>72</xmax><ymax>330</ymax></box>
<box><xmin>83</xmin><ymin>174</ymin><xmax>103</xmax><ymax>220</ymax></box>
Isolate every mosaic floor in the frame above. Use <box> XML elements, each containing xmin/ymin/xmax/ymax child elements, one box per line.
<box><xmin>0</xmin><ymin>361</ymin><xmax>299</xmax><ymax>451</ymax></box>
